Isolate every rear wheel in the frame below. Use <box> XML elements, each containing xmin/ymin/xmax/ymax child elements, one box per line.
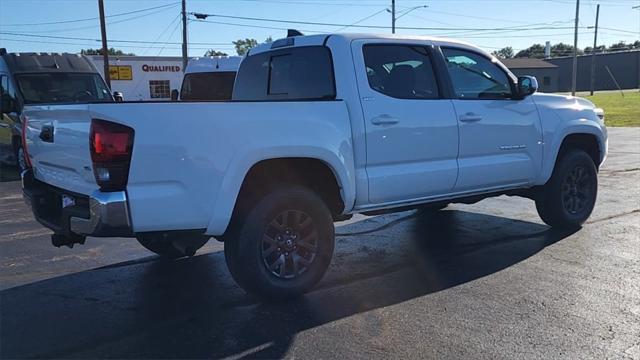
<box><xmin>136</xmin><ymin>233</ymin><xmax>210</xmax><ymax>258</ymax></box>
<box><xmin>535</xmin><ymin>150</ymin><xmax>598</xmax><ymax>228</ymax></box>
<box><xmin>224</xmin><ymin>186</ymin><xmax>335</xmax><ymax>299</ymax></box>
<box><xmin>16</xmin><ymin>146</ymin><xmax>26</xmax><ymax>173</ymax></box>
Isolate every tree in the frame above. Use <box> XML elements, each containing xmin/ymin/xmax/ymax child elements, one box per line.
<box><xmin>204</xmin><ymin>49</ymin><xmax>228</xmax><ymax>56</ymax></box>
<box><xmin>80</xmin><ymin>48</ymin><xmax>134</xmax><ymax>56</ymax></box>
<box><xmin>233</xmin><ymin>38</ymin><xmax>258</xmax><ymax>56</ymax></box>
<box><xmin>633</xmin><ymin>40</ymin><xmax>640</xmax><ymax>50</ymax></box>
<box><xmin>609</xmin><ymin>41</ymin><xmax>630</xmax><ymax>52</ymax></box>
<box><xmin>491</xmin><ymin>46</ymin><xmax>514</xmax><ymax>59</ymax></box>
<box><xmin>584</xmin><ymin>45</ymin><xmax>607</xmax><ymax>54</ymax></box>
<box><xmin>231</xmin><ymin>37</ymin><xmax>274</xmax><ymax>56</ymax></box>
<box><xmin>515</xmin><ymin>44</ymin><xmax>546</xmax><ymax>59</ymax></box>
<box><xmin>550</xmin><ymin>43</ymin><xmax>582</xmax><ymax>57</ymax></box>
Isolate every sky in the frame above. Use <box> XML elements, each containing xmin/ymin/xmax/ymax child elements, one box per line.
<box><xmin>0</xmin><ymin>0</ymin><xmax>638</xmax><ymax>58</ymax></box>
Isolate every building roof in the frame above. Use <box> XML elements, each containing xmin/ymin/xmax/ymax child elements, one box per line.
<box><xmin>501</xmin><ymin>58</ymin><xmax>558</xmax><ymax>69</ymax></box>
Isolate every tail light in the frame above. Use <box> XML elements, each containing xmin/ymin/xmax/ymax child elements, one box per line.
<box><xmin>21</xmin><ymin>114</ymin><xmax>32</xmax><ymax>169</ymax></box>
<box><xmin>90</xmin><ymin>119</ymin><xmax>134</xmax><ymax>191</ymax></box>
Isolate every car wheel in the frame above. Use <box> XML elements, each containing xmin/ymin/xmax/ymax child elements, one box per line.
<box><xmin>136</xmin><ymin>233</ymin><xmax>210</xmax><ymax>258</ymax></box>
<box><xmin>224</xmin><ymin>186</ymin><xmax>335</xmax><ymax>299</ymax></box>
<box><xmin>536</xmin><ymin>149</ymin><xmax>598</xmax><ymax>228</ymax></box>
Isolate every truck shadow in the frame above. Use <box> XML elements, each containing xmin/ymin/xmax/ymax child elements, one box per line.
<box><xmin>0</xmin><ymin>210</ymin><xmax>576</xmax><ymax>358</ymax></box>
<box><xmin>0</xmin><ymin>164</ymin><xmax>20</xmax><ymax>182</ymax></box>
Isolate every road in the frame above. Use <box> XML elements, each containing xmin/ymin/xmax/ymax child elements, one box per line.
<box><xmin>1</xmin><ymin>128</ymin><xmax>638</xmax><ymax>359</ymax></box>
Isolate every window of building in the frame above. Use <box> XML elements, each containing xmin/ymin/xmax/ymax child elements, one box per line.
<box><xmin>149</xmin><ymin>80</ymin><xmax>171</xmax><ymax>99</ymax></box>
<box><xmin>543</xmin><ymin>76</ymin><xmax>551</xmax><ymax>86</ymax></box>
<box><xmin>442</xmin><ymin>47</ymin><xmax>513</xmax><ymax>100</ymax></box>
<box><xmin>362</xmin><ymin>45</ymin><xmax>439</xmax><ymax>99</ymax></box>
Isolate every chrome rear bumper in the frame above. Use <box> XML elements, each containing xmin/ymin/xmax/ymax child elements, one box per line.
<box><xmin>22</xmin><ymin>169</ymin><xmax>133</xmax><ymax>237</ymax></box>
<box><xmin>70</xmin><ymin>190</ymin><xmax>131</xmax><ymax>236</ymax></box>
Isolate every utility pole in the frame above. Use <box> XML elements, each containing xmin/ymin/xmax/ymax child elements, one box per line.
<box><xmin>571</xmin><ymin>0</ymin><xmax>580</xmax><ymax>96</ymax></box>
<box><xmin>391</xmin><ymin>0</ymin><xmax>396</xmax><ymax>34</ymax></box>
<box><xmin>98</xmin><ymin>0</ymin><xmax>110</xmax><ymax>88</ymax></box>
<box><xmin>589</xmin><ymin>4</ymin><xmax>600</xmax><ymax>96</ymax></box>
<box><xmin>181</xmin><ymin>0</ymin><xmax>188</xmax><ymax>72</ymax></box>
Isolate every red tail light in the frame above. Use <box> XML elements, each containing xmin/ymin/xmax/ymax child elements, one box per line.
<box><xmin>20</xmin><ymin>114</ymin><xmax>33</xmax><ymax>169</ymax></box>
<box><xmin>90</xmin><ymin>119</ymin><xmax>134</xmax><ymax>191</ymax></box>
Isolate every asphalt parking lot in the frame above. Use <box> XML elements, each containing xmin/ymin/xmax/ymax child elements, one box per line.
<box><xmin>0</xmin><ymin>127</ymin><xmax>638</xmax><ymax>359</ymax></box>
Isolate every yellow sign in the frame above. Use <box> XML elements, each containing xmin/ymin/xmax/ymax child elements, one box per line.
<box><xmin>108</xmin><ymin>65</ymin><xmax>133</xmax><ymax>81</ymax></box>
<box><xmin>109</xmin><ymin>66</ymin><xmax>119</xmax><ymax>80</ymax></box>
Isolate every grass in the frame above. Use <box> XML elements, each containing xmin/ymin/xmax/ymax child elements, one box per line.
<box><xmin>582</xmin><ymin>90</ymin><xmax>640</xmax><ymax>127</ymax></box>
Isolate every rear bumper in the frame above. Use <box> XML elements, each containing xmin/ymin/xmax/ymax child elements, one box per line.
<box><xmin>22</xmin><ymin>169</ymin><xmax>133</xmax><ymax>237</ymax></box>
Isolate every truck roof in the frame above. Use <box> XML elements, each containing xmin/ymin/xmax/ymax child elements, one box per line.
<box><xmin>185</xmin><ymin>56</ymin><xmax>243</xmax><ymax>74</ymax></box>
<box><xmin>249</xmin><ymin>33</ymin><xmax>486</xmax><ymax>56</ymax></box>
<box><xmin>1</xmin><ymin>52</ymin><xmax>98</xmax><ymax>74</ymax></box>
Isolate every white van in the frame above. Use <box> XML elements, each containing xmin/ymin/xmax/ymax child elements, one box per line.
<box><xmin>178</xmin><ymin>56</ymin><xmax>242</xmax><ymax>101</ymax></box>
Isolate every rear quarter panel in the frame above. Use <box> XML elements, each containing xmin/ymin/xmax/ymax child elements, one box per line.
<box><xmin>88</xmin><ymin>101</ymin><xmax>355</xmax><ymax>235</ymax></box>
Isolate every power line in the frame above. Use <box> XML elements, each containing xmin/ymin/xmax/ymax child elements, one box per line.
<box><xmin>0</xmin><ymin>38</ymin><xmax>232</xmax><ymax>51</ymax></box>
<box><xmin>6</xmin><ymin>6</ymin><xmax>180</xmax><ymax>34</ymax></box>
<box><xmin>188</xmin><ymin>11</ymin><xmax>592</xmax><ymax>31</ymax></box>
<box><xmin>334</xmin><ymin>8</ymin><xmax>388</xmax><ymax>32</ymax></box>
<box><xmin>0</xmin><ymin>2</ymin><xmax>180</xmax><ymax>27</ymax></box>
<box><xmin>0</xmin><ymin>31</ymin><xmax>232</xmax><ymax>46</ymax></box>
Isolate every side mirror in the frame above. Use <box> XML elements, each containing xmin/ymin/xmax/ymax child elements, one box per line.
<box><xmin>517</xmin><ymin>76</ymin><xmax>538</xmax><ymax>98</ymax></box>
<box><xmin>113</xmin><ymin>91</ymin><xmax>124</xmax><ymax>102</ymax></box>
<box><xmin>170</xmin><ymin>89</ymin><xmax>179</xmax><ymax>101</ymax></box>
<box><xmin>1</xmin><ymin>94</ymin><xmax>16</xmax><ymax>114</ymax></box>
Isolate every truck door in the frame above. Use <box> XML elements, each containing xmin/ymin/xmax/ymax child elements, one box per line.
<box><xmin>351</xmin><ymin>40</ymin><xmax>459</xmax><ymax>204</ymax></box>
<box><xmin>440</xmin><ymin>47</ymin><xmax>543</xmax><ymax>192</ymax></box>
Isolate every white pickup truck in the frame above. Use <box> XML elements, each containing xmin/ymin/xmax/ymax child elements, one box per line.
<box><xmin>18</xmin><ymin>34</ymin><xmax>607</xmax><ymax>299</ymax></box>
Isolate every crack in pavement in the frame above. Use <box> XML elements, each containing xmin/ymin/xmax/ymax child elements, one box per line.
<box><xmin>587</xmin><ymin>209</ymin><xmax>640</xmax><ymax>224</ymax></box>
<box><xmin>600</xmin><ymin>167</ymin><xmax>640</xmax><ymax>175</ymax></box>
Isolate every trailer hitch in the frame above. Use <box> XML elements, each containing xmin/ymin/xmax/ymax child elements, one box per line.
<box><xmin>51</xmin><ymin>233</ymin><xmax>86</xmax><ymax>248</ymax></box>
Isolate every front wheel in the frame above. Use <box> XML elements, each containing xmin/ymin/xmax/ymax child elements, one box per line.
<box><xmin>224</xmin><ymin>186</ymin><xmax>335</xmax><ymax>300</ymax></box>
<box><xmin>536</xmin><ymin>150</ymin><xmax>598</xmax><ymax>228</ymax></box>
<box><xmin>136</xmin><ymin>233</ymin><xmax>210</xmax><ymax>258</ymax></box>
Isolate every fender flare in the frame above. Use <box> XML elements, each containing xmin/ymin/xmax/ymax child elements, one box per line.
<box><xmin>205</xmin><ymin>146</ymin><xmax>356</xmax><ymax>235</ymax></box>
<box><xmin>539</xmin><ymin>120</ymin><xmax>607</xmax><ymax>184</ymax></box>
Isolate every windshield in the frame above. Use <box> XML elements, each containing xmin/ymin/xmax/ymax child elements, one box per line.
<box><xmin>180</xmin><ymin>71</ymin><xmax>236</xmax><ymax>101</ymax></box>
<box><xmin>15</xmin><ymin>73</ymin><xmax>113</xmax><ymax>104</ymax></box>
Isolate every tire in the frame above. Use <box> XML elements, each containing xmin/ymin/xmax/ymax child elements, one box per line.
<box><xmin>136</xmin><ymin>232</ymin><xmax>210</xmax><ymax>258</ymax></box>
<box><xmin>16</xmin><ymin>146</ymin><xmax>26</xmax><ymax>173</ymax></box>
<box><xmin>535</xmin><ymin>149</ymin><xmax>598</xmax><ymax>228</ymax></box>
<box><xmin>224</xmin><ymin>186</ymin><xmax>335</xmax><ymax>300</ymax></box>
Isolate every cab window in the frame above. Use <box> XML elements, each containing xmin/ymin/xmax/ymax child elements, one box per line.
<box><xmin>363</xmin><ymin>45</ymin><xmax>439</xmax><ymax>99</ymax></box>
<box><xmin>1</xmin><ymin>74</ymin><xmax>19</xmax><ymax>114</ymax></box>
<box><xmin>233</xmin><ymin>46</ymin><xmax>335</xmax><ymax>101</ymax></box>
<box><xmin>181</xmin><ymin>71</ymin><xmax>236</xmax><ymax>101</ymax></box>
<box><xmin>442</xmin><ymin>48</ymin><xmax>513</xmax><ymax>100</ymax></box>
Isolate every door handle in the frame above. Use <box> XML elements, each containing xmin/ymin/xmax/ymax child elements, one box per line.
<box><xmin>371</xmin><ymin>114</ymin><xmax>399</xmax><ymax>125</ymax></box>
<box><xmin>39</xmin><ymin>125</ymin><xmax>54</xmax><ymax>143</ymax></box>
<box><xmin>459</xmin><ymin>113</ymin><xmax>483</xmax><ymax>122</ymax></box>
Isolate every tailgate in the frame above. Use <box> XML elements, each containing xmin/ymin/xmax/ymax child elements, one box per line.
<box><xmin>23</xmin><ymin>104</ymin><xmax>98</xmax><ymax>195</ymax></box>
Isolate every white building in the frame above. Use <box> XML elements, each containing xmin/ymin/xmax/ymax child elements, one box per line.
<box><xmin>89</xmin><ymin>56</ymin><xmax>184</xmax><ymax>101</ymax></box>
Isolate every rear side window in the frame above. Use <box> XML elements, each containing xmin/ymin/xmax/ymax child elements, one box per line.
<box><xmin>363</xmin><ymin>45</ymin><xmax>439</xmax><ymax>99</ymax></box>
<box><xmin>233</xmin><ymin>46</ymin><xmax>335</xmax><ymax>101</ymax></box>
